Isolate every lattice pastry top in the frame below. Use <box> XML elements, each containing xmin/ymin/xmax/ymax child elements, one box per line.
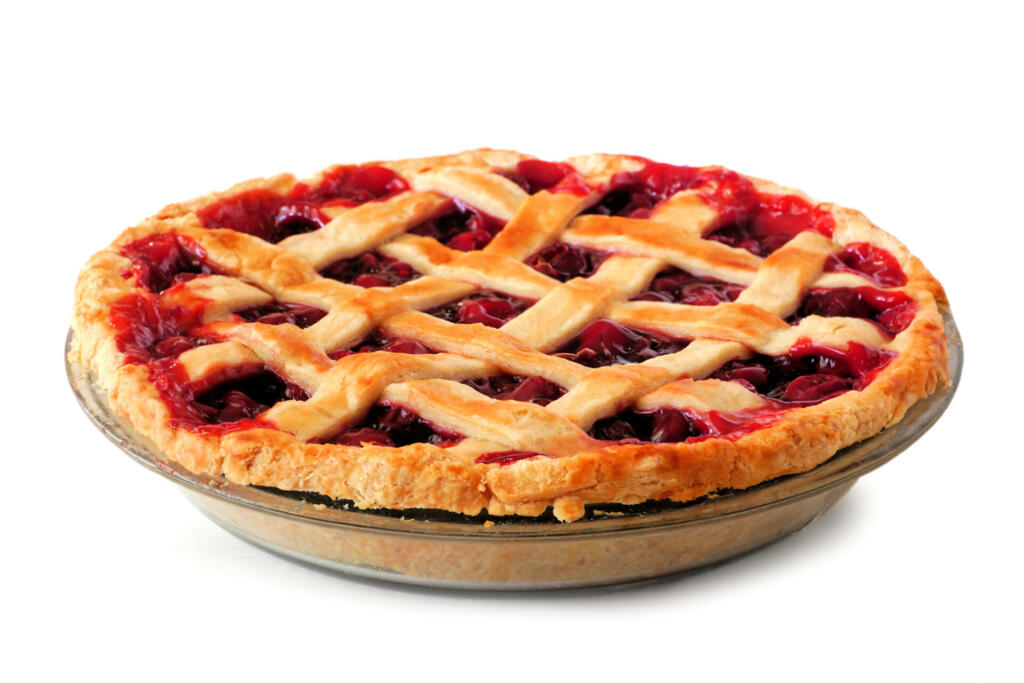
<box><xmin>70</xmin><ymin>149</ymin><xmax>949</xmax><ymax>522</ymax></box>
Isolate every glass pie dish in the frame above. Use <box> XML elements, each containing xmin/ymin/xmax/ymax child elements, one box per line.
<box><xmin>66</xmin><ymin>309</ymin><xmax>961</xmax><ymax>590</ymax></box>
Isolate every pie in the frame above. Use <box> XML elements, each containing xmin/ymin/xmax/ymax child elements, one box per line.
<box><xmin>69</xmin><ymin>149</ymin><xmax>950</xmax><ymax>522</ymax></box>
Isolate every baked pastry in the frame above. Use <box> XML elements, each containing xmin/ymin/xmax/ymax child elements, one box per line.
<box><xmin>70</xmin><ymin>149</ymin><xmax>949</xmax><ymax>522</ymax></box>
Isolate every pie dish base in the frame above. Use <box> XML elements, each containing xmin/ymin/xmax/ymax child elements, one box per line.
<box><xmin>67</xmin><ymin>310</ymin><xmax>960</xmax><ymax>590</ymax></box>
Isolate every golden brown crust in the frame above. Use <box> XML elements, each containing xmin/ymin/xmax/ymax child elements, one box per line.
<box><xmin>70</xmin><ymin>149</ymin><xmax>950</xmax><ymax>522</ymax></box>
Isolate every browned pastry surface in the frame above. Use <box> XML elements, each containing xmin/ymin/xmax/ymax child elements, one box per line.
<box><xmin>70</xmin><ymin>150</ymin><xmax>949</xmax><ymax>522</ymax></box>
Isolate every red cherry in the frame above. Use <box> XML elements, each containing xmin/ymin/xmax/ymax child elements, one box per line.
<box><xmin>680</xmin><ymin>284</ymin><xmax>728</xmax><ymax>306</ymax></box>
<box><xmin>546</xmin><ymin>244</ymin><xmax>587</xmax><ymax>275</ymax></box>
<box><xmin>350</xmin><ymin>166</ymin><xmax>404</xmax><ymax>197</ymax></box>
<box><xmin>301</xmin><ymin>165</ymin><xmax>408</xmax><ymax>204</ymax></box>
<box><xmin>384</xmin><ymin>339</ymin><xmax>431</xmax><ymax>354</ymax></box>
<box><xmin>151</xmin><ymin>336</ymin><xmax>196</xmax><ymax>358</ymax></box>
<box><xmin>716</xmin><ymin>363</ymin><xmax>770</xmax><ymax>390</ymax></box>
<box><xmin>502</xmin><ymin>376</ymin><xmax>563</xmax><ymax>404</ymax></box>
<box><xmin>355</xmin><ymin>274</ymin><xmax>391</xmax><ymax>288</ymax></box>
<box><xmin>391</xmin><ymin>262</ymin><xmax>413</xmax><ymax>279</ymax></box>
<box><xmin>649</xmin><ymin>273</ymin><xmax>687</xmax><ymax>294</ymax></box>
<box><xmin>802</xmin><ymin>289</ymin><xmax>876</xmax><ymax>319</ymax></box>
<box><xmin>358</xmin><ymin>252</ymin><xmax>382</xmax><ymax>270</ymax></box>
<box><xmin>780</xmin><ymin>374</ymin><xmax>851</xmax><ymax>403</ymax></box>
<box><xmin>649</xmin><ymin>410</ymin><xmax>694</xmax><ymax>442</ymax></box>
<box><xmin>255</xmin><ymin>312</ymin><xmax>292</xmax><ymax>325</ymax></box>
<box><xmin>458</xmin><ymin>298</ymin><xmax>518</xmax><ymax>327</ymax></box>
<box><xmin>509</xmin><ymin>160</ymin><xmax>574</xmax><ymax>193</ymax></box>
<box><xmin>876</xmin><ymin>302</ymin><xmax>916</xmax><ymax>335</ymax></box>
<box><xmin>474</xmin><ymin>450</ymin><xmax>542</xmax><ymax>466</ymax></box>
<box><xmin>377</xmin><ymin>406</ymin><xmax>419</xmax><ymax>430</ymax></box>
<box><xmin>828</xmin><ymin>243</ymin><xmax>907</xmax><ymax>287</ymax></box>
<box><xmin>273</xmin><ymin>203</ymin><xmax>322</xmax><ymax>241</ymax></box>
<box><xmin>121</xmin><ymin>234</ymin><xmax>214</xmax><ymax>293</ymax></box>
<box><xmin>448</xmin><ymin>228</ymin><xmax>493</xmax><ymax>251</ymax></box>
<box><xmin>576</xmin><ymin>320</ymin><xmax>641</xmax><ymax>361</ymax></box>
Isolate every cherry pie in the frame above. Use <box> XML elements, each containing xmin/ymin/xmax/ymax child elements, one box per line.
<box><xmin>70</xmin><ymin>149</ymin><xmax>949</xmax><ymax>522</ymax></box>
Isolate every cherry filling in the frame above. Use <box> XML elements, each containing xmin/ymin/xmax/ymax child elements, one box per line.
<box><xmin>197</xmin><ymin>165</ymin><xmax>407</xmax><ymax>244</ymax></box>
<box><xmin>121</xmin><ymin>234</ymin><xmax>218</xmax><ymax>293</ymax></box>
<box><xmin>584</xmin><ymin>163</ymin><xmax>714</xmax><ymax>217</ymax></box>
<box><xmin>705</xmin><ymin>193</ymin><xmax>836</xmax><ymax>257</ymax></box>
<box><xmin>553</xmin><ymin>320</ymin><xmax>689</xmax><ymax>367</ymax></box>
<box><xmin>196</xmin><ymin>189</ymin><xmax>327</xmax><ymax>244</ymax></box>
<box><xmin>588</xmin><ymin>342</ymin><xmax>894</xmax><ymax>443</ymax></box>
<box><xmin>824</xmin><ymin>242</ymin><xmax>907</xmax><ymax>287</ymax></box>
<box><xmin>427</xmin><ymin>291</ymin><xmax>534</xmax><ymax>328</ymax></box>
<box><xmin>151</xmin><ymin>361</ymin><xmax>308</xmax><ymax>430</ymax></box>
<box><xmin>233</xmin><ymin>302</ymin><xmax>327</xmax><ymax>329</ymax></box>
<box><xmin>792</xmin><ymin>287</ymin><xmax>917</xmax><ymax>336</ymax></box>
<box><xmin>582</xmin><ymin>161</ymin><xmax>834</xmax><ymax>257</ymax></box>
<box><xmin>328</xmin><ymin>331</ymin><xmax>434</xmax><ymax>360</ymax></box>
<box><xmin>408</xmin><ymin>201</ymin><xmax>506</xmax><ymax>251</ymax></box>
<box><xmin>319</xmin><ymin>250</ymin><xmax>418</xmax><ymax>288</ymax></box>
<box><xmin>590</xmin><ymin>406</ymin><xmax>786</xmax><ymax>444</ymax></box>
<box><xmin>590</xmin><ymin>408</ymin><xmax>703</xmax><ymax>443</ymax></box>
<box><xmin>326</xmin><ymin>404</ymin><xmax>463</xmax><ymax>448</ymax></box>
<box><xmin>711</xmin><ymin>340</ymin><xmax>895</xmax><ymax>405</ymax></box>
<box><xmin>474</xmin><ymin>450</ymin><xmax>549</xmax><ymax>466</ymax></box>
<box><xmin>526</xmin><ymin>242</ymin><xmax>610</xmax><ymax>281</ymax></box>
<box><xmin>497</xmin><ymin>159</ymin><xmax>590</xmax><ymax>196</ymax></box>
<box><xmin>289</xmin><ymin>165</ymin><xmax>408</xmax><ymax>206</ymax></box>
<box><xmin>462</xmin><ymin>375</ymin><xmax>566</xmax><ymax>405</ymax></box>
<box><xmin>110</xmin><ymin>293</ymin><xmax>211</xmax><ymax>364</ymax></box>
<box><xmin>633</xmin><ymin>267</ymin><xmax>745</xmax><ymax>305</ymax></box>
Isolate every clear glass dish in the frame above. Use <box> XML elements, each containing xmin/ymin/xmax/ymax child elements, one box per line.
<box><xmin>66</xmin><ymin>309</ymin><xmax>961</xmax><ymax>590</ymax></box>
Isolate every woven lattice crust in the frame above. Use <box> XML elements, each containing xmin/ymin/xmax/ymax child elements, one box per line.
<box><xmin>71</xmin><ymin>149</ymin><xmax>949</xmax><ymax>522</ymax></box>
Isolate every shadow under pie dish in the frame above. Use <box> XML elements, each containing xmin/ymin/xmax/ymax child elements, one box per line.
<box><xmin>69</xmin><ymin>149</ymin><xmax>952</xmax><ymax>531</ymax></box>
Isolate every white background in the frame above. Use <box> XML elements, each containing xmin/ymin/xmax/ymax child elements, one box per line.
<box><xmin>3</xmin><ymin>1</ymin><xmax>1021</xmax><ymax>681</ymax></box>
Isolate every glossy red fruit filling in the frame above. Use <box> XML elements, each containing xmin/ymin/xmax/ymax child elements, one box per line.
<box><xmin>320</xmin><ymin>250</ymin><xmax>418</xmax><ymax>288</ymax></box>
<box><xmin>197</xmin><ymin>189</ymin><xmax>327</xmax><ymax>244</ymax></box>
<box><xmin>326</xmin><ymin>404</ymin><xmax>463</xmax><ymax>447</ymax></box>
<box><xmin>633</xmin><ymin>267</ymin><xmax>745</xmax><ymax>305</ymax></box>
<box><xmin>409</xmin><ymin>201</ymin><xmax>506</xmax><ymax>251</ymax></box>
<box><xmin>290</xmin><ymin>165</ymin><xmax>408</xmax><ymax>206</ymax></box>
<box><xmin>824</xmin><ymin>242</ymin><xmax>907</xmax><ymax>287</ymax></box>
<box><xmin>706</xmin><ymin>223</ymin><xmax>795</xmax><ymax>257</ymax></box>
<box><xmin>151</xmin><ymin>361</ymin><xmax>307</xmax><ymax>431</ymax></box>
<box><xmin>197</xmin><ymin>165</ymin><xmax>407</xmax><ymax>243</ymax></box>
<box><xmin>705</xmin><ymin>192</ymin><xmax>836</xmax><ymax>257</ymax></box>
<box><xmin>148</xmin><ymin>335</ymin><xmax>210</xmax><ymax>359</ymax></box>
<box><xmin>474</xmin><ymin>450</ymin><xmax>549</xmax><ymax>466</ymax></box>
<box><xmin>526</xmin><ymin>242</ymin><xmax>610</xmax><ymax>281</ymax></box>
<box><xmin>585</xmin><ymin>163</ymin><xmax>714</xmax><ymax>217</ymax></box>
<box><xmin>233</xmin><ymin>302</ymin><xmax>327</xmax><ymax>329</ymax></box>
<box><xmin>428</xmin><ymin>291</ymin><xmax>534</xmax><ymax>328</ymax></box>
<box><xmin>586</xmin><ymin>163</ymin><xmax>752</xmax><ymax>218</ymax></box>
<box><xmin>554</xmin><ymin>320</ymin><xmax>689</xmax><ymax>367</ymax></box>
<box><xmin>683</xmin><ymin>408</ymin><xmax>785</xmax><ymax>440</ymax></box>
<box><xmin>590</xmin><ymin>408</ymin><xmax>703</xmax><ymax>443</ymax></box>
<box><xmin>591</xmin><ymin>405</ymin><xmax>788</xmax><ymax>444</ymax></box>
<box><xmin>585</xmin><ymin>161</ymin><xmax>833</xmax><ymax>257</ymax></box>
<box><xmin>711</xmin><ymin>340</ymin><xmax>895</xmax><ymax>404</ymax></box>
<box><xmin>793</xmin><ymin>287</ymin><xmax>917</xmax><ymax>335</ymax></box>
<box><xmin>121</xmin><ymin>234</ymin><xmax>218</xmax><ymax>293</ymax></box>
<box><xmin>463</xmin><ymin>375</ymin><xmax>566</xmax><ymax>405</ymax></box>
<box><xmin>497</xmin><ymin>159</ymin><xmax>590</xmax><ymax>195</ymax></box>
<box><xmin>328</xmin><ymin>331</ymin><xmax>434</xmax><ymax>360</ymax></box>
<box><xmin>110</xmin><ymin>292</ymin><xmax>211</xmax><ymax>364</ymax></box>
